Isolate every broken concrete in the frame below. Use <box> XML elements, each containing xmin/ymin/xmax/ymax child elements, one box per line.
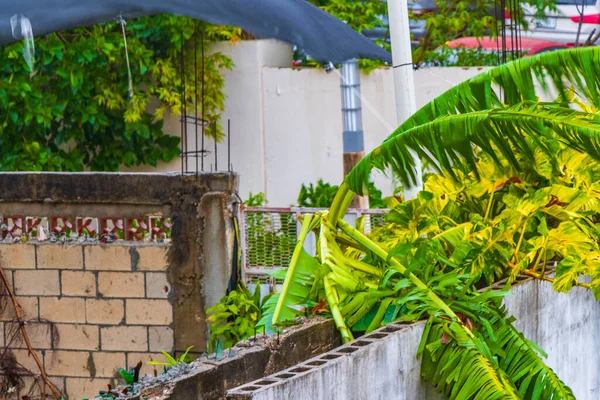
<box><xmin>136</xmin><ymin>317</ymin><xmax>340</xmax><ymax>400</ymax></box>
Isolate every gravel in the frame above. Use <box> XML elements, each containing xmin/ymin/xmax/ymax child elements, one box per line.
<box><xmin>90</xmin><ymin>362</ymin><xmax>198</xmax><ymax>400</ymax></box>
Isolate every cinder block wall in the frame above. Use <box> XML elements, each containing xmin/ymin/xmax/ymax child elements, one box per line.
<box><xmin>1</xmin><ymin>243</ymin><xmax>172</xmax><ymax>398</ymax></box>
<box><xmin>228</xmin><ymin>279</ymin><xmax>600</xmax><ymax>400</ymax></box>
<box><xmin>0</xmin><ymin>172</ymin><xmax>240</xmax><ymax>399</ymax></box>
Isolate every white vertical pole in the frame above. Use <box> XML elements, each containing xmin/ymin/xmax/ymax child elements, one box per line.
<box><xmin>388</xmin><ymin>0</ymin><xmax>423</xmax><ymax>199</ymax></box>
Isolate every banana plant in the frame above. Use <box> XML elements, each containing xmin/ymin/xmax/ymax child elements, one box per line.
<box><xmin>265</xmin><ymin>47</ymin><xmax>600</xmax><ymax>399</ymax></box>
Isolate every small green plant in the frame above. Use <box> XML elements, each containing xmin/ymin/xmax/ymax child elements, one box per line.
<box><xmin>147</xmin><ymin>346</ymin><xmax>194</xmax><ymax>367</ymax></box>
<box><xmin>297</xmin><ymin>179</ymin><xmax>385</xmax><ymax>208</ymax></box>
<box><xmin>207</xmin><ymin>282</ymin><xmax>266</xmax><ymax>351</ymax></box>
<box><xmin>118</xmin><ymin>361</ymin><xmax>142</xmax><ymax>386</ymax></box>
<box><xmin>297</xmin><ymin>179</ymin><xmax>339</xmax><ymax>208</ymax></box>
<box><xmin>245</xmin><ymin>192</ymin><xmax>266</xmax><ymax>207</ymax></box>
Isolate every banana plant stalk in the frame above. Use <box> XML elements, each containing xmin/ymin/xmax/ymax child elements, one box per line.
<box><xmin>271</xmin><ymin>213</ymin><xmax>316</xmax><ymax>324</ymax></box>
<box><xmin>324</xmin><ymin>274</ymin><xmax>354</xmax><ymax>342</ymax></box>
<box><xmin>336</xmin><ymin>217</ymin><xmax>460</xmax><ymax>324</ymax></box>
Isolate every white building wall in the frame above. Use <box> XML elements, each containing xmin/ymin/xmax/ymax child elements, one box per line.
<box><xmin>127</xmin><ymin>40</ymin><xmax>489</xmax><ymax>206</ymax></box>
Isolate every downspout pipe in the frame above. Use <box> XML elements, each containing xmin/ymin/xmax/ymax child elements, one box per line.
<box><xmin>340</xmin><ymin>59</ymin><xmax>364</xmax><ymax>156</ymax></box>
<box><xmin>340</xmin><ymin>59</ymin><xmax>367</xmax><ymax>208</ymax></box>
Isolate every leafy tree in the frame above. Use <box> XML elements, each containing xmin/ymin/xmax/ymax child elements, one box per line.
<box><xmin>0</xmin><ymin>15</ymin><xmax>233</xmax><ymax>171</ymax></box>
<box><xmin>269</xmin><ymin>47</ymin><xmax>600</xmax><ymax>398</ymax></box>
<box><xmin>412</xmin><ymin>0</ymin><xmax>554</xmax><ymax>65</ymax></box>
<box><xmin>306</xmin><ymin>0</ymin><xmax>555</xmax><ymax>68</ymax></box>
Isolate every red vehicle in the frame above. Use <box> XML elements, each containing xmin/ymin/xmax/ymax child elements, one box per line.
<box><xmin>446</xmin><ymin>36</ymin><xmax>568</xmax><ymax>56</ymax></box>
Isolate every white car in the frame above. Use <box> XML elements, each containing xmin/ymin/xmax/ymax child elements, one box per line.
<box><xmin>513</xmin><ymin>0</ymin><xmax>600</xmax><ymax>45</ymax></box>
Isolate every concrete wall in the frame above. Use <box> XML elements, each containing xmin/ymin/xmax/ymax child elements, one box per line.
<box><xmin>0</xmin><ymin>242</ymin><xmax>172</xmax><ymax>398</ymax></box>
<box><xmin>148</xmin><ymin>318</ymin><xmax>341</xmax><ymax>400</ymax></box>
<box><xmin>128</xmin><ymin>40</ymin><xmax>490</xmax><ymax>206</ymax></box>
<box><xmin>0</xmin><ymin>172</ymin><xmax>239</xmax><ymax>399</ymax></box>
<box><xmin>125</xmin><ymin>40</ymin><xmax>293</xmax><ymax>204</ymax></box>
<box><xmin>228</xmin><ymin>279</ymin><xmax>600</xmax><ymax>400</ymax></box>
<box><xmin>259</xmin><ymin>65</ymin><xmax>489</xmax><ymax>206</ymax></box>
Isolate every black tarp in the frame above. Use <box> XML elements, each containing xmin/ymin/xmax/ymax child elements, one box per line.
<box><xmin>1</xmin><ymin>0</ymin><xmax>391</xmax><ymax>64</ymax></box>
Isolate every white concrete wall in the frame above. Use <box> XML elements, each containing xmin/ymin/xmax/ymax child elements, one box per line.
<box><xmin>229</xmin><ymin>279</ymin><xmax>600</xmax><ymax>399</ymax></box>
<box><xmin>260</xmin><ymin>65</ymin><xmax>489</xmax><ymax>206</ymax></box>
<box><xmin>128</xmin><ymin>40</ymin><xmax>490</xmax><ymax>206</ymax></box>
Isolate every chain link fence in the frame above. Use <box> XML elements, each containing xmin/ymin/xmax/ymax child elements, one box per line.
<box><xmin>241</xmin><ymin>206</ymin><xmax>388</xmax><ymax>288</ymax></box>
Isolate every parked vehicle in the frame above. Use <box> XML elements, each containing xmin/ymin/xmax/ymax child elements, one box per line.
<box><xmin>424</xmin><ymin>36</ymin><xmax>568</xmax><ymax>66</ymax></box>
<box><xmin>511</xmin><ymin>0</ymin><xmax>600</xmax><ymax>45</ymax></box>
<box><xmin>446</xmin><ymin>36</ymin><xmax>568</xmax><ymax>56</ymax></box>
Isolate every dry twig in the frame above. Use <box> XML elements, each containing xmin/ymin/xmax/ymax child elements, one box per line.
<box><xmin>0</xmin><ymin>266</ymin><xmax>63</xmax><ymax>399</ymax></box>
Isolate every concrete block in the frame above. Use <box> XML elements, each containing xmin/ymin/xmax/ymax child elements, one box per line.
<box><xmin>146</xmin><ymin>272</ymin><xmax>171</xmax><ymax>299</ymax></box>
<box><xmin>0</xmin><ymin>296</ymin><xmax>38</xmax><ymax>321</ymax></box>
<box><xmin>7</xmin><ymin>321</ymin><xmax>55</xmax><ymax>349</ymax></box>
<box><xmin>14</xmin><ymin>270</ymin><xmax>59</xmax><ymax>296</ymax></box>
<box><xmin>86</xmin><ymin>299</ymin><xmax>124</xmax><ymax>325</ymax></box>
<box><xmin>85</xmin><ymin>245</ymin><xmax>133</xmax><ymax>271</ymax></box>
<box><xmin>101</xmin><ymin>326</ymin><xmax>148</xmax><ymax>352</ymax></box>
<box><xmin>37</xmin><ymin>244</ymin><xmax>83</xmax><ymax>270</ymax></box>
<box><xmin>126</xmin><ymin>299</ymin><xmax>173</xmax><ymax>325</ymax></box>
<box><xmin>45</xmin><ymin>350</ymin><xmax>92</xmax><ymax>377</ymax></box>
<box><xmin>98</xmin><ymin>272</ymin><xmax>145</xmax><ymax>298</ymax></box>
<box><xmin>0</xmin><ymin>244</ymin><xmax>35</xmax><ymax>269</ymax></box>
<box><xmin>62</xmin><ymin>270</ymin><xmax>96</xmax><ymax>297</ymax></box>
<box><xmin>9</xmin><ymin>348</ymin><xmax>42</xmax><ymax>372</ymax></box>
<box><xmin>40</xmin><ymin>297</ymin><xmax>86</xmax><ymax>323</ymax></box>
<box><xmin>92</xmin><ymin>351</ymin><xmax>126</xmax><ymax>378</ymax></box>
<box><xmin>149</xmin><ymin>326</ymin><xmax>174</xmax><ymax>352</ymax></box>
<box><xmin>66</xmin><ymin>377</ymin><xmax>112</xmax><ymax>400</ymax></box>
<box><xmin>136</xmin><ymin>246</ymin><xmax>169</xmax><ymax>271</ymax></box>
<box><xmin>55</xmin><ymin>324</ymin><xmax>100</xmax><ymax>351</ymax></box>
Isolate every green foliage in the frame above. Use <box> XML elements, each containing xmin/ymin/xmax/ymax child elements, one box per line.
<box><xmin>425</xmin><ymin>46</ymin><xmax>510</xmax><ymax>67</ymax></box>
<box><xmin>271</xmin><ymin>48</ymin><xmax>600</xmax><ymax>399</ymax></box>
<box><xmin>413</xmin><ymin>0</ymin><xmax>554</xmax><ymax>65</ymax></box>
<box><xmin>373</xmin><ymin>138</ymin><xmax>600</xmax><ymax>292</ymax></box>
<box><xmin>297</xmin><ymin>179</ymin><xmax>385</xmax><ymax>208</ymax></box>
<box><xmin>118</xmin><ymin>360</ymin><xmax>142</xmax><ymax>389</ymax></box>
<box><xmin>147</xmin><ymin>346</ymin><xmax>195</xmax><ymax>367</ymax></box>
<box><xmin>305</xmin><ymin>0</ymin><xmax>554</xmax><ymax>68</ymax></box>
<box><xmin>245</xmin><ymin>192</ymin><xmax>266</xmax><ymax>207</ymax></box>
<box><xmin>302</xmin><ymin>0</ymin><xmax>389</xmax><ymax>72</ymax></box>
<box><xmin>297</xmin><ymin>179</ymin><xmax>339</xmax><ymax>207</ymax></box>
<box><xmin>0</xmin><ymin>15</ymin><xmax>233</xmax><ymax>171</ymax></box>
<box><xmin>347</xmin><ymin>47</ymin><xmax>600</xmax><ymax>193</ymax></box>
<box><xmin>206</xmin><ymin>283</ymin><xmax>265</xmax><ymax>351</ymax></box>
<box><xmin>245</xmin><ymin>208</ymin><xmax>297</xmax><ymax>269</ymax></box>
<box><xmin>260</xmin><ymin>245</ymin><xmax>322</xmax><ymax>331</ymax></box>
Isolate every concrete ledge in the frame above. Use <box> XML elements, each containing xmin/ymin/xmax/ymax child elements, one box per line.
<box><xmin>0</xmin><ymin>172</ymin><xmax>238</xmax><ymax>206</ymax></box>
<box><xmin>227</xmin><ymin>321</ymin><xmax>436</xmax><ymax>400</ymax></box>
<box><xmin>139</xmin><ymin>317</ymin><xmax>341</xmax><ymax>400</ymax></box>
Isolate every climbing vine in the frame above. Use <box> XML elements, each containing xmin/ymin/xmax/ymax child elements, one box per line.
<box><xmin>0</xmin><ymin>15</ymin><xmax>233</xmax><ymax>171</ymax></box>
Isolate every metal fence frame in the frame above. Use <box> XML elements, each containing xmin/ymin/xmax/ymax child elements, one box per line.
<box><xmin>241</xmin><ymin>206</ymin><xmax>388</xmax><ymax>286</ymax></box>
